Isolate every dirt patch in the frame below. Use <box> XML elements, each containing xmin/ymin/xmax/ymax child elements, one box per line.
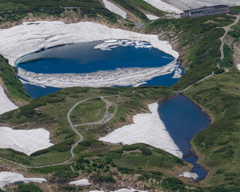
<box><xmin>204</xmin><ymin>20</ymin><xmax>218</xmax><ymax>24</ymax></box>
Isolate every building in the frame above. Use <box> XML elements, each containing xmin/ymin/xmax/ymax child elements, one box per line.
<box><xmin>181</xmin><ymin>5</ymin><xmax>230</xmax><ymax>18</ymax></box>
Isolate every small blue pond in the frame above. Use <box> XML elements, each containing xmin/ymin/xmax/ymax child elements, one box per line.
<box><xmin>158</xmin><ymin>94</ymin><xmax>211</xmax><ymax>180</ymax></box>
<box><xmin>16</xmin><ymin>40</ymin><xmax>183</xmax><ymax>98</ymax></box>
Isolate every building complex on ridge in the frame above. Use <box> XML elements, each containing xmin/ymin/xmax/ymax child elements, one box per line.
<box><xmin>181</xmin><ymin>5</ymin><xmax>230</xmax><ymax>18</ymax></box>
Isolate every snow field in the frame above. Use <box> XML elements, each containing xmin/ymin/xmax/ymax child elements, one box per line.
<box><xmin>0</xmin><ymin>127</ymin><xmax>54</xmax><ymax>156</ymax></box>
<box><xmin>69</xmin><ymin>179</ymin><xmax>92</xmax><ymax>186</ymax></box>
<box><xmin>0</xmin><ymin>172</ymin><xmax>46</xmax><ymax>190</ymax></box>
<box><xmin>143</xmin><ymin>0</ymin><xmax>183</xmax><ymax>13</ymax></box>
<box><xmin>0</xmin><ymin>85</ymin><xmax>18</xmax><ymax>115</ymax></box>
<box><xmin>103</xmin><ymin>0</ymin><xmax>127</xmax><ymax>18</ymax></box>
<box><xmin>99</xmin><ymin>103</ymin><xmax>183</xmax><ymax>158</ymax></box>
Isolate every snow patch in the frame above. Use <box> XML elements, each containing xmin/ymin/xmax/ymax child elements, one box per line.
<box><xmin>143</xmin><ymin>0</ymin><xmax>183</xmax><ymax>13</ymax></box>
<box><xmin>179</xmin><ymin>171</ymin><xmax>199</xmax><ymax>180</ymax></box>
<box><xmin>237</xmin><ymin>64</ymin><xmax>240</xmax><ymax>70</ymax></box>
<box><xmin>99</xmin><ymin>103</ymin><xmax>183</xmax><ymax>158</ymax></box>
<box><xmin>0</xmin><ymin>85</ymin><xmax>18</xmax><ymax>115</ymax></box>
<box><xmin>0</xmin><ymin>172</ymin><xmax>46</xmax><ymax>190</ymax></box>
<box><xmin>172</xmin><ymin>68</ymin><xmax>182</xmax><ymax>78</ymax></box>
<box><xmin>103</xmin><ymin>0</ymin><xmax>127</xmax><ymax>18</ymax></box>
<box><xmin>0</xmin><ymin>127</ymin><xmax>54</xmax><ymax>156</ymax></box>
<box><xmin>69</xmin><ymin>179</ymin><xmax>91</xmax><ymax>186</ymax></box>
<box><xmin>0</xmin><ymin>21</ymin><xmax>179</xmax><ymax>67</ymax></box>
<box><xmin>146</xmin><ymin>14</ymin><xmax>160</xmax><ymax>20</ymax></box>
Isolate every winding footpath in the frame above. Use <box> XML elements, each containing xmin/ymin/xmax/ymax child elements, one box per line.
<box><xmin>220</xmin><ymin>15</ymin><xmax>240</xmax><ymax>61</ymax></box>
<box><xmin>0</xmin><ymin>96</ymin><xmax>118</xmax><ymax>168</ymax></box>
<box><xmin>178</xmin><ymin>71</ymin><xmax>214</xmax><ymax>93</ymax></box>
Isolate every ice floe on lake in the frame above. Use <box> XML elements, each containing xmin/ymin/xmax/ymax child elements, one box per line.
<box><xmin>0</xmin><ymin>172</ymin><xmax>46</xmax><ymax>190</ymax></box>
<box><xmin>0</xmin><ymin>85</ymin><xmax>18</xmax><ymax>115</ymax></box>
<box><xmin>17</xmin><ymin>60</ymin><xmax>179</xmax><ymax>88</ymax></box>
<box><xmin>103</xmin><ymin>0</ymin><xmax>127</xmax><ymax>18</ymax></box>
<box><xmin>95</xmin><ymin>40</ymin><xmax>152</xmax><ymax>51</ymax></box>
<box><xmin>99</xmin><ymin>102</ymin><xmax>183</xmax><ymax>158</ymax></box>
<box><xmin>0</xmin><ymin>127</ymin><xmax>53</xmax><ymax>156</ymax></box>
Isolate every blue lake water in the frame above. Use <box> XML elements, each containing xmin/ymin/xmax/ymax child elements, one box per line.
<box><xmin>16</xmin><ymin>41</ymin><xmax>183</xmax><ymax>98</ymax></box>
<box><xmin>158</xmin><ymin>94</ymin><xmax>211</xmax><ymax>180</ymax></box>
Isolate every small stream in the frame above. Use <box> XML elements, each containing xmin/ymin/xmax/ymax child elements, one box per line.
<box><xmin>158</xmin><ymin>94</ymin><xmax>211</xmax><ymax>180</ymax></box>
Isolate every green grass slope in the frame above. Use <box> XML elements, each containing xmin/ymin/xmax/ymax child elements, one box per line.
<box><xmin>0</xmin><ymin>55</ymin><xmax>31</xmax><ymax>103</ymax></box>
<box><xmin>146</xmin><ymin>14</ymin><xmax>236</xmax><ymax>90</ymax></box>
<box><xmin>185</xmin><ymin>71</ymin><xmax>240</xmax><ymax>190</ymax></box>
<box><xmin>0</xmin><ymin>0</ymin><xmax>118</xmax><ymax>24</ymax></box>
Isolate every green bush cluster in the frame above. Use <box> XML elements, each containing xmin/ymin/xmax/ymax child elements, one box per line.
<box><xmin>161</xmin><ymin>177</ymin><xmax>185</xmax><ymax>191</ymax></box>
<box><xmin>0</xmin><ymin>0</ymin><xmax>118</xmax><ymax>24</ymax></box>
<box><xmin>13</xmin><ymin>183</ymin><xmax>44</xmax><ymax>192</ymax></box>
<box><xmin>219</xmin><ymin>44</ymin><xmax>233</xmax><ymax>68</ymax></box>
<box><xmin>122</xmin><ymin>144</ymin><xmax>152</xmax><ymax>156</ymax></box>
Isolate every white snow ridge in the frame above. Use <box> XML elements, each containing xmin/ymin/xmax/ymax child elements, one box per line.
<box><xmin>69</xmin><ymin>179</ymin><xmax>91</xmax><ymax>186</ymax></box>
<box><xmin>143</xmin><ymin>0</ymin><xmax>183</xmax><ymax>13</ymax></box>
<box><xmin>0</xmin><ymin>85</ymin><xmax>18</xmax><ymax>115</ymax></box>
<box><xmin>99</xmin><ymin>103</ymin><xmax>183</xmax><ymax>158</ymax></box>
<box><xmin>103</xmin><ymin>0</ymin><xmax>127</xmax><ymax>18</ymax></box>
<box><xmin>0</xmin><ymin>127</ymin><xmax>54</xmax><ymax>156</ymax></box>
<box><xmin>0</xmin><ymin>172</ymin><xmax>46</xmax><ymax>190</ymax></box>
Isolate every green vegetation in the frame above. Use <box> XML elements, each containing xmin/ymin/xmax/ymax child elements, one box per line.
<box><xmin>219</xmin><ymin>44</ymin><xmax>233</xmax><ymax>68</ymax></box>
<box><xmin>70</xmin><ymin>97</ymin><xmax>106</xmax><ymax>124</ymax></box>
<box><xmin>146</xmin><ymin>14</ymin><xmax>235</xmax><ymax>90</ymax></box>
<box><xmin>13</xmin><ymin>183</ymin><xmax>44</xmax><ymax>192</ymax></box>
<box><xmin>108</xmin><ymin>105</ymin><xmax>115</xmax><ymax>114</ymax></box>
<box><xmin>229</xmin><ymin>6</ymin><xmax>240</xmax><ymax>14</ymax></box>
<box><xmin>0</xmin><ymin>55</ymin><xmax>31</xmax><ymax>102</ymax></box>
<box><xmin>229</xmin><ymin>19</ymin><xmax>240</xmax><ymax>44</ymax></box>
<box><xmin>185</xmin><ymin>71</ymin><xmax>240</xmax><ymax>189</ymax></box>
<box><xmin>0</xmin><ymin>86</ymin><xmax>173</xmax><ymax>167</ymax></box>
<box><xmin>0</xmin><ymin>0</ymin><xmax>119</xmax><ymax>24</ymax></box>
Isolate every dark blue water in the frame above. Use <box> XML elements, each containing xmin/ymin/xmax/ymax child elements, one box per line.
<box><xmin>17</xmin><ymin>41</ymin><xmax>176</xmax><ymax>73</ymax></box>
<box><xmin>22</xmin><ymin>83</ymin><xmax>61</xmax><ymax>99</ymax></box>
<box><xmin>158</xmin><ymin>94</ymin><xmax>211</xmax><ymax>180</ymax></box>
<box><xmin>16</xmin><ymin>41</ymin><xmax>183</xmax><ymax>98</ymax></box>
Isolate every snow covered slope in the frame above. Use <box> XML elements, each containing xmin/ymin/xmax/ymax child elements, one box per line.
<box><xmin>0</xmin><ymin>85</ymin><xmax>18</xmax><ymax>115</ymax></box>
<box><xmin>99</xmin><ymin>103</ymin><xmax>183</xmax><ymax>158</ymax></box>
<box><xmin>143</xmin><ymin>0</ymin><xmax>183</xmax><ymax>13</ymax></box>
<box><xmin>0</xmin><ymin>172</ymin><xmax>46</xmax><ymax>190</ymax></box>
<box><xmin>0</xmin><ymin>127</ymin><xmax>53</xmax><ymax>156</ymax></box>
<box><xmin>103</xmin><ymin>0</ymin><xmax>127</xmax><ymax>18</ymax></box>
